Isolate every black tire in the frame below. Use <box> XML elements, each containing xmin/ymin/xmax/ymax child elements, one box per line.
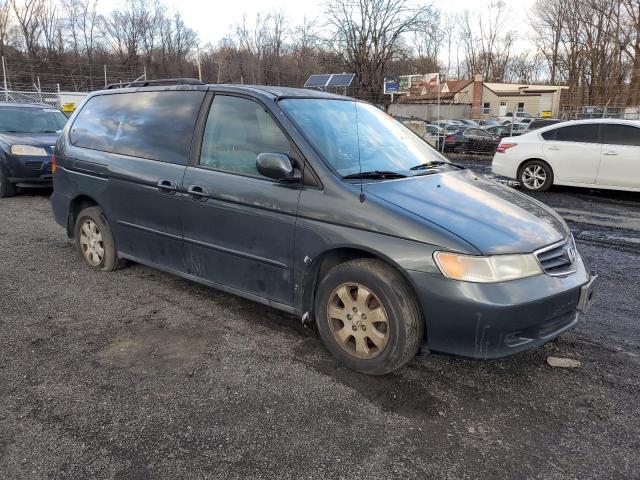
<box><xmin>0</xmin><ymin>169</ymin><xmax>17</xmax><ymax>198</ymax></box>
<box><xmin>314</xmin><ymin>258</ymin><xmax>424</xmax><ymax>375</ymax></box>
<box><xmin>74</xmin><ymin>206</ymin><xmax>126</xmax><ymax>272</ymax></box>
<box><xmin>519</xmin><ymin>160</ymin><xmax>554</xmax><ymax>192</ymax></box>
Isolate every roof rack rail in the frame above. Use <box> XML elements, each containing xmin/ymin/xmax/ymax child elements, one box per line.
<box><xmin>105</xmin><ymin>78</ymin><xmax>205</xmax><ymax>90</ymax></box>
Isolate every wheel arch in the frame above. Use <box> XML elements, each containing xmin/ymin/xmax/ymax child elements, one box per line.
<box><xmin>67</xmin><ymin>194</ymin><xmax>100</xmax><ymax>237</ymax></box>
<box><xmin>300</xmin><ymin>246</ymin><xmax>427</xmax><ymax>342</ymax></box>
<box><xmin>517</xmin><ymin>158</ymin><xmax>554</xmax><ymax>182</ymax></box>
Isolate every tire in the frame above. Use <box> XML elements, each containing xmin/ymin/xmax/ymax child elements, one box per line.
<box><xmin>519</xmin><ymin>160</ymin><xmax>554</xmax><ymax>192</ymax></box>
<box><xmin>74</xmin><ymin>206</ymin><xmax>126</xmax><ymax>272</ymax></box>
<box><xmin>0</xmin><ymin>169</ymin><xmax>17</xmax><ymax>198</ymax></box>
<box><xmin>314</xmin><ymin>258</ymin><xmax>424</xmax><ymax>375</ymax></box>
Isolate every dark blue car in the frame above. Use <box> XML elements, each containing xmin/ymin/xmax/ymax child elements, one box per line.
<box><xmin>0</xmin><ymin>103</ymin><xmax>67</xmax><ymax>197</ymax></box>
<box><xmin>50</xmin><ymin>80</ymin><xmax>597</xmax><ymax>374</ymax></box>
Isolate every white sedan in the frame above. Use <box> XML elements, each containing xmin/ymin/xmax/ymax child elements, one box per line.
<box><xmin>492</xmin><ymin>119</ymin><xmax>640</xmax><ymax>192</ymax></box>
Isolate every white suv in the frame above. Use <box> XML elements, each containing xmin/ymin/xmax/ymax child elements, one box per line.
<box><xmin>492</xmin><ymin>119</ymin><xmax>640</xmax><ymax>192</ymax></box>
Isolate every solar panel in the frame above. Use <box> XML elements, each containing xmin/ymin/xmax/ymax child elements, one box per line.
<box><xmin>326</xmin><ymin>73</ymin><xmax>355</xmax><ymax>87</ymax></box>
<box><xmin>304</xmin><ymin>74</ymin><xmax>332</xmax><ymax>88</ymax></box>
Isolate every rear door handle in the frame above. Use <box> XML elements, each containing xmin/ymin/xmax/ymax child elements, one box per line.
<box><xmin>187</xmin><ymin>185</ymin><xmax>209</xmax><ymax>201</ymax></box>
<box><xmin>157</xmin><ymin>179</ymin><xmax>177</xmax><ymax>195</ymax></box>
<box><xmin>603</xmin><ymin>151</ymin><xmax>618</xmax><ymax>156</ymax></box>
<box><xmin>548</xmin><ymin>146</ymin><xmax>561</xmax><ymax>151</ymax></box>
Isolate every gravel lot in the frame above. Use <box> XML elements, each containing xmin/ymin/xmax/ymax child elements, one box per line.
<box><xmin>1</xmin><ymin>166</ymin><xmax>639</xmax><ymax>479</ymax></box>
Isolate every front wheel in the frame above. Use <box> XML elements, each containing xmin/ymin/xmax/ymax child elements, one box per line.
<box><xmin>519</xmin><ymin>160</ymin><xmax>553</xmax><ymax>192</ymax></box>
<box><xmin>314</xmin><ymin>259</ymin><xmax>424</xmax><ymax>375</ymax></box>
<box><xmin>74</xmin><ymin>206</ymin><xmax>126</xmax><ymax>272</ymax></box>
<box><xmin>0</xmin><ymin>169</ymin><xmax>17</xmax><ymax>198</ymax></box>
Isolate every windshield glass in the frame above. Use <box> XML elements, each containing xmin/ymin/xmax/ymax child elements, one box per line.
<box><xmin>0</xmin><ymin>107</ymin><xmax>68</xmax><ymax>133</ymax></box>
<box><xmin>280</xmin><ymin>99</ymin><xmax>449</xmax><ymax>177</ymax></box>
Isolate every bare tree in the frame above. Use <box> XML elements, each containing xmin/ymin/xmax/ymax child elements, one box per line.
<box><xmin>530</xmin><ymin>0</ymin><xmax>565</xmax><ymax>84</ymax></box>
<box><xmin>325</xmin><ymin>0</ymin><xmax>431</xmax><ymax>101</ymax></box>
<box><xmin>458</xmin><ymin>1</ymin><xmax>515</xmax><ymax>82</ymax></box>
<box><xmin>11</xmin><ymin>0</ymin><xmax>45</xmax><ymax>59</ymax></box>
<box><xmin>621</xmin><ymin>0</ymin><xmax>640</xmax><ymax>105</ymax></box>
<box><xmin>0</xmin><ymin>1</ymin><xmax>12</xmax><ymax>56</ymax></box>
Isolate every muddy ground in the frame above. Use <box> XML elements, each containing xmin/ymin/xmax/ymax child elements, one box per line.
<box><xmin>1</xmin><ymin>165</ymin><xmax>639</xmax><ymax>479</ymax></box>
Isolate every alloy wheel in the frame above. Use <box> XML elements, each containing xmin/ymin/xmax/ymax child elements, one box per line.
<box><xmin>522</xmin><ymin>164</ymin><xmax>547</xmax><ymax>190</ymax></box>
<box><xmin>327</xmin><ymin>283</ymin><xmax>389</xmax><ymax>359</ymax></box>
<box><xmin>79</xmin><ymin>219</ymin><xmax>105</xmax><ymax>266</ymax></box>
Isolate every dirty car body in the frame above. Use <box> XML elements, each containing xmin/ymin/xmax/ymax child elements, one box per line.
<box><xmin>51</xmin><ymin>84</ymin><xmax>596</xmax><ymax>368</ymax></box>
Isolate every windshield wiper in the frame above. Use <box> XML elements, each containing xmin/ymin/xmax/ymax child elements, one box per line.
<box><xmin>409</xmin><ymin>161</ymin><xmax>452</xmax><ymax>171</ymax></box>
<box><xmin>342</xmin><ymin>170</ymin><xmax>407</xmax><ymax>180</ymax></box>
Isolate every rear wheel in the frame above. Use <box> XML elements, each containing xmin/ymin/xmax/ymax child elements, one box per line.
<box><xmin>0</xmin><ymin>170</ymin><xmax>17</xmax><ymax>198</ymax></box>
<box><xmin>74</xmin><ymin>206</ymin><xmax>126</xmax><ymax>272</ymax></box>
<box><xmin>519</xmin><ymin>160</ymin><xmax>553</xmax><ymax>192</ymax></box>
<box><xmin>315</xmin><ymin>258</ymin><xmax>424</xmax><ymax>375</ymax></box>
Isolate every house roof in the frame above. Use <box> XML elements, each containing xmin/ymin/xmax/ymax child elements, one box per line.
<box><xmin>444</xmin><ymin>79</ymin><xmax>472</xmax><ymax>93</ymax></box>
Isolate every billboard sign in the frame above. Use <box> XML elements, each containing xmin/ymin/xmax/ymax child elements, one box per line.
<box><xmin>384</xmin><ymin>73</ymin><xmax>439</xmax><ymax>95</ymax></box>
<box><xmin>383</xmin><ymin>76</ymin><xmax>400</xmax><ymax>94</ymax></box>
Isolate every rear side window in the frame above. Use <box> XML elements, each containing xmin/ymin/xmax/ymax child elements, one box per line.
<box><xmin>541</xmin><ymin>124</ymin><xmax>600</xmax><ymax>143</ymax></box>
<box><xmin>199</xmin><ymin>95</ymin><xmax>290</xmax><ymax>178</ymax></box>
<box><xmin>70</xmin><ymin>91</ymin><xmax>205</xmax><ymax>165</ymax></box>
<box><xmin>602</xmin><ymin>124</ymin><xmax>640</xmax><ymax>146</ymax></box>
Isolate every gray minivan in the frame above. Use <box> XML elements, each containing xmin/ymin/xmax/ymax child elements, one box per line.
<box><xmin>51</xmin><ymin>80</ymin><xmax>597</xmax><ymax>374</ymax></box>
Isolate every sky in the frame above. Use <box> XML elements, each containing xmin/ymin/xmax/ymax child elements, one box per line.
<box><xmin>129</xmin><ymin>0</ymin><xmax>534</xmax><ymax>48</ymax></box>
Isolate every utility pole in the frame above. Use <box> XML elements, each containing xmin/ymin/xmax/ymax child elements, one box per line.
<box><xmin>104</xmin><ymin>65</ymin><xmax>107</xmax><ymax>88</ymax></box>
<box><xmin>217</xmin><ymin>62</ymin><xmax>221</xmax><ymax>83</ymax></box>
<box><xmin>2</xmin><ymin>56</ymin><xmax>8</xmax><ymax>101</ymax></box>
<box><xmin>197</xmin><ymin>47</ymin><xmax>202</xmax><ymax>82</ymax></box>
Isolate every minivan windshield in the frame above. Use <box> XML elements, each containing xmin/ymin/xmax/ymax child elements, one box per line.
<box><xmin>280</xmin><ymin>99</ymin><xmax>450</xmax><ymax>177</ymax></box>
<box><xmin>0</xmin><ymin>107</ymin><xmax>68</xmax><ymax>133</ymax></box>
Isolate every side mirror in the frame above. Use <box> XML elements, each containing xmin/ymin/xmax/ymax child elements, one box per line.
<box><xmin>256</xmin><ymin>153</ymin><xmax>300</xmax><ymax>182</ymax></box>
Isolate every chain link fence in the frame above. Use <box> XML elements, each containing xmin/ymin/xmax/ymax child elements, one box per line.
<box><xmin>1</xmin><ymin>90</ymin><xmax>61</xmax><ymax>106</ymax></box>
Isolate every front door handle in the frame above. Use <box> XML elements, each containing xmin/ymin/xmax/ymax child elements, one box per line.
<box><xmin>157</xmin><ymin>179</ymin><xmax>177</xmax><ymax>195</ymax></box>
<box><xmin>187</xmin><ymin>185</ymin><xmax>209</xmax><ymax>201</ymax></box>
<box><xmin>548</xmin><ymin>146</ymin><xmax>561</xmax><ymax>151</ymax></box>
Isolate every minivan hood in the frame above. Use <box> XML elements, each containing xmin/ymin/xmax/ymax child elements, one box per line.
<box><xmin>364</xmin><ymin>169</ymin><xmax>568</xmax><ymax>255</ymax></box>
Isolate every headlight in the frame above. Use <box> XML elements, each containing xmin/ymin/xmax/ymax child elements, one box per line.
<box><xmin>11</xmin><ymin>145</ymin><xmax>48</xmax><ymax>156</ymax></box>
<box><xmin>434</xmin><ymin>251</ymin><xmax>542</xmax><ymax>283</ymax></box>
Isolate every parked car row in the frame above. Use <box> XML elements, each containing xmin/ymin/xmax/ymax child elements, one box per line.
<box><xmin>394</xmin><ymin>115</ymin><xmax>562</xmax><ymax>155</ymax></box>
<box><xmin>3</xmin><ymin>85</ymin><xmax>626</xmax><ymax>377</ymax></box>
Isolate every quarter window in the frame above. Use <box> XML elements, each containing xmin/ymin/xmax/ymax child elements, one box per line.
<box><xmin>542</xmin><ymin>124</ymin><xmax>600</xmax><ymax>144</ymax></box>
<box><xmin>602</xmin><ymin>124</ymin><xmax>640</xmax><ymax>147</ymax></box>
<box><xmin>199</xmin><ymin>95</ymin><xmax>290</xmax><ymax>178</ymax></box>
<box><xmin>70</xmin><ymin>91</ymin><xmax>205</xmax><ymax>165</ymax></box>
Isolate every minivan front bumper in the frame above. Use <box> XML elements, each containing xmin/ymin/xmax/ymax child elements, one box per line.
<box><xmin>408</xmin><ymin>258</ymin><xmax>593</xmax><ymax>359</ymax></box>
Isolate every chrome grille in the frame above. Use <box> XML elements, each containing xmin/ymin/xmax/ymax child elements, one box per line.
<box><xmin>535</xmin><ymin>236</ymin><xmax>577</xmax><ymax>277</ymax></box>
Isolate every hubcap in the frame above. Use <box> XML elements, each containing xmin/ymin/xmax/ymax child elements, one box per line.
<box><xmin>79</xmin><ymin>219</ymin><xmax>105</xmax><ymax>266</ymax></box>
<box><xmin>327</xmin><ymin>283</ymin><xmax>389</xmax><ymax>359</ymax></box>
<box><xmin>522</xmin><ymin>165</ymin><xmax>547</xmax><ymax>190</ymax></box>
